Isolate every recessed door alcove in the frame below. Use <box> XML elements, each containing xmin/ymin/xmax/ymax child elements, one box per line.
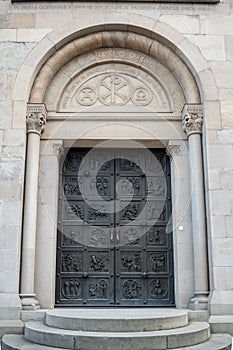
<box><xmin>18</xmin><ymin>25</ymin><xmax>208</xmax><ymax>310</ymax></box>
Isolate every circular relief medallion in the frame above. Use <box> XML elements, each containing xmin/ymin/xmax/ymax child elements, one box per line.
<box><xmin>131</xmin><ymin>87</ymin><xmax>152</xmax><ymax>106</ymax></box>
<box><xmin>148</xmin><ymin>279</ymin><xmax>168</xmax><ymax>299</ymax></box>
<box><xmin>61</xmin><ymin>278</ymin><xmax>81</xmax><ymax>299</ymax></box>
<box><xmin>99</xmin><ymin>74</ymin><xmax>132</xmax><ymax>106</ymax></box>
<box><xmin>76</xmin><ymin>86</ymin><xmax>97</xmax><ymax>106</ymax></box>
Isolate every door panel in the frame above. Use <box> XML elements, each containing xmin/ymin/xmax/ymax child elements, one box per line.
<box><xmin>56</xmin><ymin>148</ymin><xmax>174</xmax><ymax>306</ymax></box>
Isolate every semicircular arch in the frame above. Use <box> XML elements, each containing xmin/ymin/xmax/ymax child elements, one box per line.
<box><xmin>12</xmin><ymin>13</ymin><xmax>219</xmax><ymax>128</ymax></box>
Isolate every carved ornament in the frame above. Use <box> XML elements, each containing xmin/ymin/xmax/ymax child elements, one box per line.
<box><xmin>166</xmin><ymin>145</ymin><xmax>181</xmax><ymax>158</ymax></box>
<box><xmin>182</xmin><ymin>104</ymin><xmax>203</xmax><ymax>136</ymax></box>
<box><xmin>59</xmin><ymin>63</ymin><xmax>171</xmax><ymax>112</ymax></box>
<box><xmin>26</xmin><ymin>104</ymin><xmax>47</xmax><ymax>135</ymax></box>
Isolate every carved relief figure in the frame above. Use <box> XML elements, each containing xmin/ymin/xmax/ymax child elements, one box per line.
<box><xmin>96</xmin><ymin>177</ymin><xmax>109</xmax><ymax>196</ymax></box>
<box><xmin>147</xmin><ymin>227</ymin><xmax>167</xmax><ymax>246</ymax></box>
<box><xmin>62</xmin><ymin>253</ymin><xmax>82</xmax><ymax>272</ymax></box>
<box><xmin>120</xmin><ymin>158</ymin><xmax>140</xmax><ymax>172</ymax></box>
<box><xmin>121</xmin><ymin>203</ymin><xmax>140</xmax><ymax>221</ymax></box>
<box><xmin>149</xmin><ymin>279</ymin><xmax>168</xmax><ymax>299</ymax></box>
<box><xmin>63</xmin><ymin>176</ymin><xmax>84</xmax><ymax>197</ymax></box>
<box><xmin>150</xmin><ymin>254</ymin><xmax>166</xmax><ymax>272</ymax></box>
<box><xmin>62</xmin><ymin>279</ymin><xmax>81</xmax><ymax>299</ymax></box>
<box><xmin>88</xmin><ymin>206</ymin><xmax>108</xmax><ymax>222</ymax></box>
<box><xmin>121</xmin><ymin>177</ymin><xmax>140</xmax><ymax>196</ymax></box>
<box><xmin>64</xmin><ymin>153</ymin><xmax>83</xmax><ymax>172</ymax></box>
<box><xmin>124</xmin><ymin>227</ymin><xmax>140</xmax><ymax>245</ymax></box>
<box><xmin>90</xmin><ymin>254</ymin><xmax>109</xmax><ymax>272</ymax></box>
<box><xmin>121</xmin><ymin>280</ymin><xmax>142</xmax><ymax>299</ymax></box>
<box><xmin>62</xmin><ymin>227</ymin><xmax>83</xmax><ymax>247</ymax></box>
<box><xmin>147</xmin><ymin>178</ymin><xmax>165</xmax><ymax>196</ymax></box>
<box><xmin>67</xmin><ymin>204</ymin><xmax>84</xmax><ymax>220</ymax></box>
<box><xmin>89</xmin><ymin>228</ymin><xmax>106</xmax><ymax>246</ymax></box>
<box><xmin>89</xmin><ymin>280</ymin><xmax>107</xmax><ymax>298</ymax></box>
<box><xmin>121</xmin><ymin>253</ymin><xmax>141</xmax><ymax>271</ymax></box>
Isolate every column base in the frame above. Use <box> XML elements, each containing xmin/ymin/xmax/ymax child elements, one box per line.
<box><xmin>20</xmin><ymin>294</ymin><xmax>40</xmax><ymax>310</ymax></box>
<box><xmin>189</xmin><ymin>291</ymin><xmax>209</xmax><ymax>310</ymax></box>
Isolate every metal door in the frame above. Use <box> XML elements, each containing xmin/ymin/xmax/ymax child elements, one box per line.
<box><xmin>56</xmin><ymin>148</ymin><xmax>174</xmax><ymax>306</ymax></box>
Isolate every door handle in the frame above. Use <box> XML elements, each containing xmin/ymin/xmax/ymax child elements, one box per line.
<box><xmin>116</xmin><ymin>228</ymin><xmax>120</xmax><ymax>242</ymax></box>
<box><xmin>110</xmin><ymin>228</ymin><xmax>114</xmax><ymax>242</ymax></box>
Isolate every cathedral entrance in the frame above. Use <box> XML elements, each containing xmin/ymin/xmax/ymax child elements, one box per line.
<box><xmin>55</xmin><ymin>147</ymin><xmax>174</xmax><ymax>306</ymax></box>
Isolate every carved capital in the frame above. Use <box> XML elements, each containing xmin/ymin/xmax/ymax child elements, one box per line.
<box><xmin>26</xmin><ymin>104</ymin><xmax>47</xmax><ymax>135</ymax></box>
<box><xmin>166</xmin><ymin>145</ymin><xmax>181</xmax><ymax>158</ymax></box>
<box><xmin>52</xmin><ymin>140</ymin><xmax>64</xmax><ymax>156</ymax></box>
<box><xmin>182</xmin><ymin>104</ymin><xmax>203</xmax><ymax>136</ymax></box>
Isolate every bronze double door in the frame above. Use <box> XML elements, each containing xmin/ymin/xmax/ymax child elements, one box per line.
<box><xmin>56</xmin><ymin>148</ymin><xmax>174</xmax><ymax>306</ymax></box>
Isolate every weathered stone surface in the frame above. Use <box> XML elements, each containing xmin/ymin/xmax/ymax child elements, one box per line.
<box><xmin>0</xmin><ymin>14</ymin><xmax>10</xmax><ymax>29</ymax></box>
<box><xmin>186</xmin><ymin>35</ymin><xmax>225</xmax><ymax>61</ymax></box>
<box><xmin>10</xmin><ymin>13</ymin><xmax>36</xmax><ymax>29</ymax></box>
<box><xmin>0</xmin><ymin>42</ymin><xmax>35</xmax><ymax>73</ymax></box>
<box><xmin>207</xmin><ymin>144</ymin><xmax>233</xmax><ymax>169</ymax></box>
<box><xmin>210</xmin><ymin>61</ymin><xmax>233</xmax><ymax>89</ymax></box>
<box><xmin>210</xmin><ymin>316</ymin><xmax>233</xmax><ymax>336</ymax></box>
<box><xmin>224</xmin><ymin>36</ymin><xmax>233</xmax><ymax>61</ymax></box>
<box><xmin>0</xmin><ymin>29</ymin><xmax>17</xmax><ymax>42</ymax></box>
<box><xmin>160</xmin><ymin>15</ymin><xmax>199</xmax><ymax>34</ymax></box>
<box><xmin>0</xmin><ymin>161</ymin><xmax>24</xmax><ymax>181</ymax></box>
<box><xmin>17</xmin><ymin>29</ymin><xmax>50</xmax><ymax>42</ymax></box>
<box><xmin>45</xmin><ymin>309</ymin><xmax>188</xmax><ymax>332</ymax></box>
<box><xmin>2</xmin><ymin>333</ymin><xmax>232</xmax><ymax>350</ymax></box>
<box><xmin>36</xmin><ymin>12</ymin><xmax>72</xmax><ymax>29</ymax></box>
<box><xmin>201</xmin><ymin>15</ymin><xmax>233</xmax><ymax>35</ymax></box>
<box><xmin>217</xmin><ymin>130</ymin><xmax>233</xmax><ymax>144</ymax></box>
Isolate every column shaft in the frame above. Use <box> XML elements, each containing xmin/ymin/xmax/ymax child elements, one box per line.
<box><xmin>20</xmin><ymin>133</ymin><xmax>40</xmax><ymax>308</ymax></box>
<box><xmin>182</xmin><ymin>104</ymin><xmax>209</xmax><ymax>310</ymax></box>
<box><xmin>20</xmin><ymin>104</ymin><xmax>46</xmax><ymax>310</ymax></box>
<box><xmin>189</xmin><ymin>134</ymin><xmax>209</xmax><ymax>295</ymax></box>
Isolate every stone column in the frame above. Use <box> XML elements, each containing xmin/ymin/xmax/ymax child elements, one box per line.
<box><xmin>35</xmin><ymin>140</ymin><xmax>63</xmax><ymax>308</ymax></box>
<box><xmin>20</xmin><ymin>103</ymin><xmax>47</xmax><ymax>310</ymax></box>
<box><xmin>167</xmin><ymin>141</ymin><xmax>194</xmax><ymax>309</ymax></box>
<box><xmin>182</xmin><ymin>104</ymin><xmax>209</xmax><ymax>310</ymax></box>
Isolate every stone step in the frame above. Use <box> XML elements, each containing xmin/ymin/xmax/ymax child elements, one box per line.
<box><xmin>45</xmin><ymin>308</ymin><xmax>188</xmax><ymax>332</ymax></box>
<box><xmin>2</xmin><ymin>334</ymin><xmax>67</xmax><ymax>350</ymax></box>
<box><xmin>24</xmin><ymin>321</ymin><xmax>210</xmax><ymax>350</ymax></box>
<box><xmin>2</xmin><ymin>333</ymin><xmax>232</xmax><ymax>350</ymax></box>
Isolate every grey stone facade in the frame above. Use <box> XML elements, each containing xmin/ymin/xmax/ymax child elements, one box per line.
<box><xmin>0</xmin><ymin>0</ymin><xmax>232</xmax><ymax>336</ymax></box>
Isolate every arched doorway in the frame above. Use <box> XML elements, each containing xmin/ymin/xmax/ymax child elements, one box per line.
<box><xmin>18</xmin><ymin>20</ymin><xmax>209</xmax><ymax>311</ymax></box>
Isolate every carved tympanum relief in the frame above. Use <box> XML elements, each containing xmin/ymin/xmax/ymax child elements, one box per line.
<box><xmin>44</xmin><ymin>48</ymin><xmax>185</xmax><ymax>114</ymax></box>
<box><xmin>60</xmin><ymin>64</ymin><xmax>171</xmax><ymax>112</ymax></box>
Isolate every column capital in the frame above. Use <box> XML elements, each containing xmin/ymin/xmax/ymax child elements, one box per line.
<box><xmin>166</xmin><ymin>144</ymin><xmax>181</xmax><ymax>158</ymax></box>
<box><xmin>166</xmin><ymin>140</ymin><xmax>188</xmax><ymax>158</ymax></box>
<box><xmin>182</xmin><ymin>104</ymin><xmax>203</xmax><ymax>136</ymax></box>
<box><xmin>26</xmin><ymin>103</ymin><xmax>47</xmax><ymax>136</ymax></box>
<box><xmin>52</xmin><ymin>140</ymin><xmax>64</xmax><ymax>156</ymax></box>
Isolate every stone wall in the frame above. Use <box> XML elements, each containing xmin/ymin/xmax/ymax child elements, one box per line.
<box><xmin>0</xmin><ymin>0</ymin><xmax>232</xmax><ymax>319</ymax></box>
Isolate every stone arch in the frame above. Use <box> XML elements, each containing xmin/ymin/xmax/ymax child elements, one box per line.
<box><xmin>29</xmin><ymin>31</ymin><xmax>200</xmax><ymax>108</ymax></box>
<box><xmin>12</xmin><ymin>13</ymin><xmax>219</xmax><ymax>128</ymax></box>
<box><xmin>19</xmin><ymin>14</ymin><xmax>214</xmax><ymax>310</ymax></box>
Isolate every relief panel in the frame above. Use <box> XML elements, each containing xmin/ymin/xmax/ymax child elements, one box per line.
<box><xmin>56</xmin><ymin>148</ymin><xmax>173</xmax><ymax>306</ymax></box>
<box><xmin>59</xmin><ymin>63</ymin><xmax>171</xmax><ymax>113</ymax></box>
